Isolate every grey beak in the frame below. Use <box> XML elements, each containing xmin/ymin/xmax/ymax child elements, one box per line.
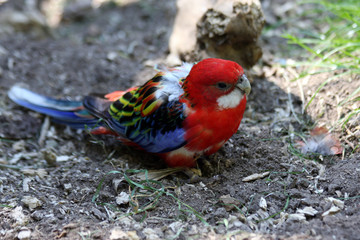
<box><xmin>237</xmin><ymin>75</ymin><xmax>251</xmax><ymax>95</ymax></box>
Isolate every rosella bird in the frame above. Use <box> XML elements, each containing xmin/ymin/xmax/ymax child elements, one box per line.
<box><xmin>8</xmin><ymin>58</ymin><xmax>251</xmax><ymax>167</ymax></box>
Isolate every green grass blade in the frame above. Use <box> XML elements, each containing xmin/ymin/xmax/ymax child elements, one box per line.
<box><xmin>304</xmin><ymin>71</ymin><xmax>352</xmax><ymax>111</ymax></box>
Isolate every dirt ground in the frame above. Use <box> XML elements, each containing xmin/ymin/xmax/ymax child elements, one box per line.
<box><xmin>1</xmin><ymin>0</ymin><xmax>359</xmax><ymax>239</ymax></box>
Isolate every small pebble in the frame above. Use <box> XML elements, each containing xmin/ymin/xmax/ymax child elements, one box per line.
<box><xmin>56</xmin><ymin>155</ymin><xmax>71</xmax><ymax>162</ymax></box>
<box><xmin>259</xmin><ymin>197</ymin><xmax>267</xmax><ymax>210</ymax></box>
<box><xmin>109</xmin><ymin>227</ymin><xmax>127</xmax><ymax>240</ymax></box>
<box><xmin>107</xmin><ymin>52</ymin><xmax>118</xmax><ymax>61</ymax></box>
<box><xmin>21</xmin><ymin>196</ymin><xmax>42</xmax><ymax>211</ymax></box>
<box><xmin>12</xmin><ymin>140</ymin><xmax>26</xmax><ymax>151</ymax></box>
<box><xmin>115</xmin><ymin>192</ymin><xmax>129</xmax><ymax>205</ymax></box>
<box><xmin>17</xmin><ymin>227</ymin><xmax>31</xmax><ymax>240</ymax></box>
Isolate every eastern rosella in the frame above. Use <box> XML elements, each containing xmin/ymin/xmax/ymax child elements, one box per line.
<box><xmin>8</xmin><ymin>58</ymin><xmax>251</xmax><ymax>167</ymax></box>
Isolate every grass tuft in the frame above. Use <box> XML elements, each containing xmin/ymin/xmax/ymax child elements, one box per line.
<box><xmin>92</xmin><ymin>169</ymin><xmax>210</xmax><ymax>226</ymax></box>
<box><xmin>283</xmin><ymin>0</ymin><xmax>360</xmax><ymax>129</ymax></box>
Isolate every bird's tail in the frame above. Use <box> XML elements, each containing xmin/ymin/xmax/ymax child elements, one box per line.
<box><xmin>8</xmin><ymin>86</ymin><xmax>101</xmax><ymax>129</ymax></box>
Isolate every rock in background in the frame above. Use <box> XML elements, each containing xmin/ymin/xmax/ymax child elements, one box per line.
<box><xmin>168</xmin><ymin>0</ymin><xmax>265</xmax><ymax>68</ymax></box>
<box><xmin>0</xmin><ymin>0</ymin><xmax>49</xmax><ymax>38</ymax></box>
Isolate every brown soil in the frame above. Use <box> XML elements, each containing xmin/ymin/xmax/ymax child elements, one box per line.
<box><xmin>1</xmin><ymin>1</ymin><xmax>359</xmax><ymax>239</ymax></box>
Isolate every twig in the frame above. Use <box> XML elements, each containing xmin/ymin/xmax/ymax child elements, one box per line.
<box><xmin>38</xmin><ymin>116</ymin><xmax>50</xmax><ymax>146</ymax></box>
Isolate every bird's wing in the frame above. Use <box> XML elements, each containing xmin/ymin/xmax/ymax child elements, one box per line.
<box><xmin>84</xmin><ymin>73</ymin><xmax>188</xmax><ymax>153</ymax></box>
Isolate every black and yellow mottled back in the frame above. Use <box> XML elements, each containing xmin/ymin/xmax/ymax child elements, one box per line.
<box><xmin>103</xmin><ymin>74</ymin><xmax>187</xmax><ymax>153</ymax></box>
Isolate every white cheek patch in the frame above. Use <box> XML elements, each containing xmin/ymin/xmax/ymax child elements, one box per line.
<box><xmin>217</xmin><ymin>88</ymin><xmax>244</xmax><ymax>109</ymax></box>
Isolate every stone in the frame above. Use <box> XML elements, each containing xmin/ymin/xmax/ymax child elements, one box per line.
<box><xmin>168</xmin><ymin>0</ymin><xmax>265</xmax><ymax>68</ymax></box>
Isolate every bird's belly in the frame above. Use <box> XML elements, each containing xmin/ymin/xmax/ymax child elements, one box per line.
<box><xmin>183</xmin><ymin>107</ymin><xmax>244</xmax><ymax>152</ymax></box>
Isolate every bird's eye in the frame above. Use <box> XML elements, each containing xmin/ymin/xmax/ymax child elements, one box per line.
<box><xmin>216</xmin><ymin>82</ymin><xmax>230</xmax><ymax>90</ymax></box>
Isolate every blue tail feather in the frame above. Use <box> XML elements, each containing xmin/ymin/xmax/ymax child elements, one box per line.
<box><xmin>8</xmin><ymin>86</ymin><xmax>101</xmax><ymax>129</ymax></box>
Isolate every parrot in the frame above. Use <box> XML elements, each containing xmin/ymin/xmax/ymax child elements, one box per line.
<box><xmin>8</xmin><ymin>58</ymin><xmax>251</xmax><ymax>168</ymax></box>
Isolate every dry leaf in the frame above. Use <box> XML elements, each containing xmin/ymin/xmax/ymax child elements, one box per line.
<box><xmin>322</xmin><ymin>206</ymin><xmax>341</xmax><ymax>217</ymax></box>
<box><xmin>242</xmin><ymin>172</ymin><xmax>270</xmax><ymax>182</ymax></box>
<box><xmin>296</xmin><ymin>206</ymin><xmax>318</xmax><ymax>216</ymax></box>
<box><xmin>219</xmin><ymin>194</ymin><xmax>241</xmax><ymax>211</ymax></box>
<box><xmin>134</xmin><ymin>168</ymin><xmax>184</xmax><ymax>181</ymax></box>
<box><xmin>326</xmin><ymin>197</ymin><xmax>345</xmax><ymax>209</ymax></box>
<box><xmin>288</xmin><ymin>213</ymin><xmax>306</xmax><ymax>221</ymax></box>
